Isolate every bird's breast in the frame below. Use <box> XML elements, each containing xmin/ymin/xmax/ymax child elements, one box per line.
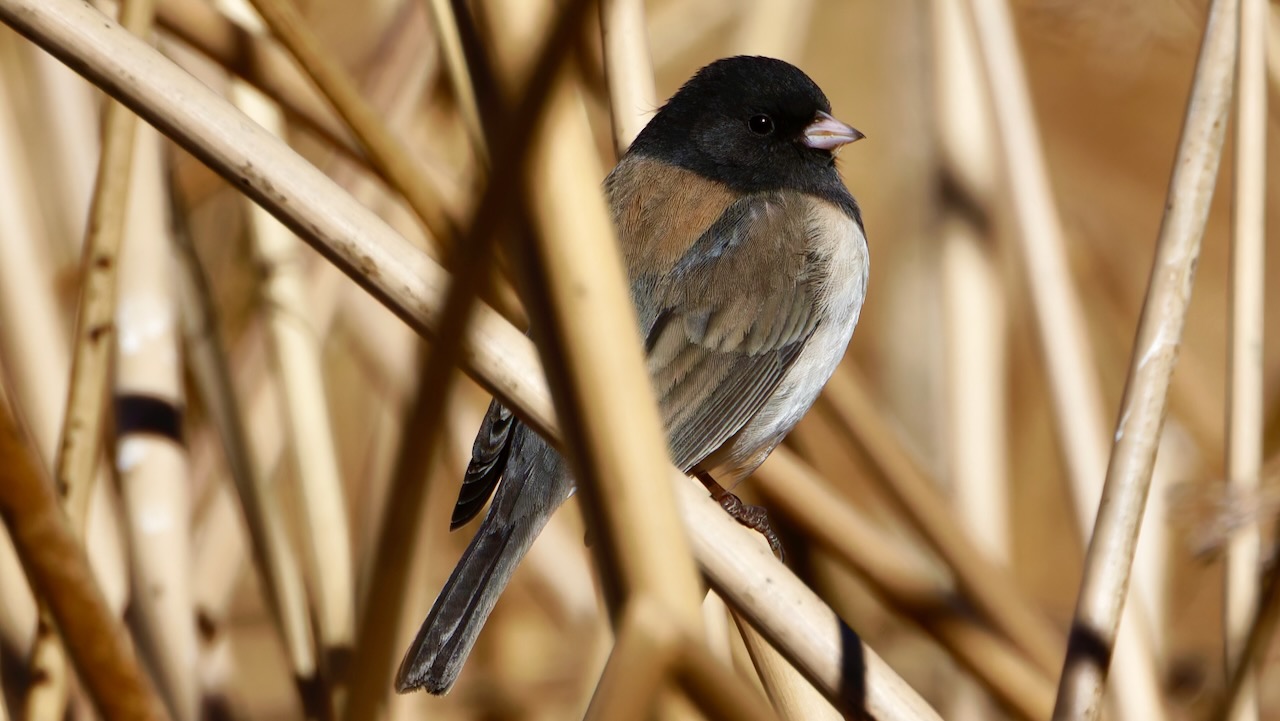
<box><xmin>714</xmin><ymin>199</ymin><xmax>868</xmax><ymax>480</ymax></box>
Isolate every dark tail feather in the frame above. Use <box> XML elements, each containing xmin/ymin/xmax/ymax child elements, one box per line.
<box><xmin>394</xmin><ymin>510</ymin><xmax>544</xmax><ymax>694</ymax></box>
<box><xmin>451</xmin><ymin>401</ymin><xmax>516</xmax><ymax>530</ymax></box>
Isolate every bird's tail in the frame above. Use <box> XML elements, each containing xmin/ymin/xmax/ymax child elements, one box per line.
<box><xmin>395</xmin><ymin>433</ymin><xmax>566</xmax><ymax>695</ymax></box>
<box><xmin>394</xmin><ymin>514</ymin><xmax>542</xmax><ymax>694</ymax></box>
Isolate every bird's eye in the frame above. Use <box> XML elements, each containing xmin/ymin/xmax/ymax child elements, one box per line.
<box><xmin>748</xmin><ymin>114</ymin><xmax>774</xmax><ymax>135</ymax></box>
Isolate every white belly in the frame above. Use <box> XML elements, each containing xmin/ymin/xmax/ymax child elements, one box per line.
<box><xmin>716</xmin><ymin>203</ymin><xmax>869</xmax><ymax>480</ymax></box>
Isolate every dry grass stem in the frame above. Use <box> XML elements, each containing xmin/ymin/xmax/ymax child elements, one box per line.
<box><xmin>599</xmin><ymin>0</ymin><xmax>656</xmax><ymax>153</ymax></box>
<box><xmin>15</xmin><ymin>42</ymin><xmax>97</xmax><ymax>266</ymax></box>
<box><xmin>0</xmin><ymin>3</ymin><xmax>947</xmax><ymax>713</ymax></box>
<box><xmin>0</xmin><ymin>393</ymin><xmax>171</xmax><ymax>721</ymax></box>
<box><xmin>732</xmin><ymin>594</ymin><xmax>843</xmax><ymax>721</ymax></box>
<box><xmin>422</xmin><ymin>0</ymin><xmax>485</xmax><ymax>159</ymax></box>
<box><xmin>114</xmin><ymin>125</ymin><xmax>199</xmax><ymax>721</ymax></box>
<box><xmin>1222</xmin><ymin>0</ymin><xmax>1267</xmax><ymax>718</ymax></box>
<box><xmin>960</xmin><ymin>1</ymin><xmax>1172</xmax><ymax>717</ymax></box>
<box><xmin>519</xmin><ymin>64</ymin><xmax>704</xmax><ymax>626</ymax></box>
<box><xmin>1214</xmin><ymin>563</ymin><xmax>1280</xmax><ymax>721</ymax></box>
<box><xmin>933</xmin><ymin>0</ymin><xmax>1007</xmax><ymax>716</ymax></box>
<box><xmin>959</xmin><ymin>0</ymin><xmax>1107</xmax><ymax>535</ymax></box>
<box><xmin>821</xmin><ymin>369</ymin><xmax>1064</xmax><ymax>674</ymax></box>
<box><xmin>756</xmin><ymin>448</ymin><xmax>1054</xmax><ymax>721</ymax></box>
<box><xmin>0</xmin><ymin>56</ymin><xmax>47</xmax><ymax>661</ymax></box>
<box><xmin>678</xmin><ymin>473</ymin><xmax>943</xmax><ymax>721</ymax></box>
<box><xmin>583</xmin><ymin>598</ymin><xmax>681</xmax><ymax>721</ymax></box>
<box><xmin>673</xmin><ymin>638</ymin><xmax>786</xmax><ymax>721</ymax></box>
<box><xmin>12</xmin><ymin>3</ymin><xmax>1260</xmax><ymax>720</ymax></box>
<box><xmin>341</xmin><ymin>3</ymin><xmax>594</xmax><ymax>716</ymax></box>
<box><xmin>170</xmin><ymin>184</ymin><xmax>320</xmax><ymax>698</ymax></box>
<box><xmin>55</xmin><ymin>0</ymin><xmax>155</xmax><ymax>542</ymax></box>
<box><xmin>242</xmin><ymin>0</ymin><xmax>455</xmax><ymax>248</ymax></box>
<box><xmin>1052</xmin><ymin>0</ymin><xmax>1240</xmax><ymax>718</ymax></box>
<box><xmin>153</xmin><ymin>0</ymin><xmax>369</xmax><ymax>174</ymax></box>
<box><xmin>215</xmin><ymin>3</ymin><xmax>356</xmax><ymax>690</ymax></box>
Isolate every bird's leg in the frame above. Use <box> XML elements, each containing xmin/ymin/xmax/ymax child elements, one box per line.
<box><xmin>695</xmin><ymin>472</ymin><xmax>785</xmax><ymax>562</ymax></box>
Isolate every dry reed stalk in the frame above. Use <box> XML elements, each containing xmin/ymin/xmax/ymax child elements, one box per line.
<box><xmin>677</xmin><ymin>476</ymin><xmax>942</xmax><ymax>721</ymax></box>
<box><xmin>0</xmin><ymin>392</ymin><xmax>170</xmax><ymax>721</ymax></box>
<box><xmin>1213</xmin><ymin>560</ymin><xmax>1280</xmax><ymax>721</ymax></box>
<box><xmin>599</xmin><ymin>3</ymin><xmax>802</xmax><ymax>713</ymax></box>
<box><xmin>820</xmin><ymin>369</ymin><xmax>1063</xmax><ymax>674</ymax></box>
<box><xmin>243</xmin><ymin>0</ymin><xmax>455</xmax><ymax>249</ymax></box>
<box><xmin>732</xmin><ymin>593</ymin><xmax>843</xmax><ymax>721</ymax></box>
<box><xmin>341</xmin><ymin>1</ymin><xmax>594</xmax><ymax>716</ymax></box>
<box><xmin>587</xmin><ymin>597</ymin><xmax>781</xmax><ymax>721</ymax></box>
<box><xmin>958</xmin><ymin>0</ymin><xmax>1107</xmax><ymax>553</ymax></box>
<box><xmin>961</xmin><ymin>1</ymin><xmax>1171</xmax><ymax>717</ymax></box>
<box><xmin>56</xmin><ymin>0</ymin><xmax>156</xmax><ymax>542</ymax></box>
<box><xmin>153</xmin><ymin>0</ymin><xmax>368</xmax><ymax>172</ymax></box>
<box><xmin>0</xmin><ymin>5</ymin><xmax>941</xmax><ymax>715</ymax></box>
<box><xmin>702</xmin><ymin>592</ymin><xmax>734</xmax><ymax>664</ymax></box>
<box><xmin>673</xmin><ymin>638</ymin><xmax>787</xmax><ymax>721</ymax></box>
<box><xmin>755</xmin><ymin>448</ymin><xmax>1054</xmax><ymax>721</ymax></box>
<box><xmin>114</xmin><ymin>124</ymin><xmax>199</xmax><ymax>721</ymax></box>
<box><xmin>520</xmin><ymin>63</ymin><xmax>704</xmax><ymax>624</ymax></box>
<box><xmin>584</xmin><ymin>598</ymin><xmax>682</xmax><ymax>721</ymax></box>
<box><xmin>218</xmin><ymin>0</ymin><xmax>356</xmax><ymax>689</ymax></box>
<box><xmin>422</xmin><ymin>0</ymin><xmax>485</xmax><ymax>159</ymax></box>
<box><xmin>1222</xmin><ymin>0</ymin><xmax>1267</xmax><ymax>719</ymax></box>
<box><xmin>754</xmin><ymin>450</ymin><xmax>941</xmax><ymax>603</ymax></box>
<box><xmin>296</xmin><ymin>0</ymin><xmax>471</xmax><ymax>248</ymax></box>
<box><xmin>0</xmin><ymin>68</ymin><xmax>43</xmax><ymax>658</ymax></box>
<box><xmin>191</xmin><ymin>483</ymin><xmax>243</xmax><ymax>628</ymax></box>
<box><xmin>183</xmin><ymin>257</ymin><xmax>344</xmax><ymax>522</ymax></box>
<box><xmin>1051</xmin><ymin>0</ymin><xmax>1240</xmax><ymax>717</ymax></box>
<box><xmin>152</xmin><ymin>0</ymin><xmax>463</xmax><ymax>230</ymax></box>
<box><xmin>9</xmin><ymin>24</ymin><xmax>127</xmax><ymax>712</ymax></box>
<box><xmin>1266</xmin><ymin>3</ymin><xmax>1280</xmax><ymax>117</ymax></box>
<box><xmin>940</xmin><ymin>217</ymin><xmax>1009</xmax><ymax>721</ymax></box>
<box><xmin>0</xmin><ymin>527</ymin><xmax>34</xmax><ymax>655</ymax></box>
<box><xmin>170</xmin><ymin>184</ymin><xmax>319</xmax><ymax>705</ymax></box>
<box><xmin>17</xmin><ymin>42</ymin><xmax>97</xmax><ymax>267</ymax></box>
<box><xmin>19</xmin><ymin>608</ymin><xmax>69</xmax><ymax>721</ymax></box>
<box><xmin>599</xmin><ymin>0</ymin><xmax>656</xmax><ymax>152</ymax></box>
<box><xmin>341</xmin><ymin>355</ymin><xmax>445</xmax><ymax>721</ymax></box>
<box><xmin>932</xmin><ymin>0</ymin><xmax>1006</xmax><ymax>717</ymax></box>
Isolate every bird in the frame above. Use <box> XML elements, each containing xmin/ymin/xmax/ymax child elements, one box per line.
<box><xmin>396</xmin><ymin>55</ymin><xmax>868</xmax><ymax>695</ymax></box>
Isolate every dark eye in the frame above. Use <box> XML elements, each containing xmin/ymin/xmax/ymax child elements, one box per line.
<box><xmin>748</xmin><ymin>114</ymin><xmax>774</xmax><ymax>135</ymax></box>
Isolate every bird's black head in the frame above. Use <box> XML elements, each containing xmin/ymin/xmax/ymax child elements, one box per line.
<box><xmin>628</xmin><ymin>56</ymin><xmax>862</xmax><ymax>196</ymax></box>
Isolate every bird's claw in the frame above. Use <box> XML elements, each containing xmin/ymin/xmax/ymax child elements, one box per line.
<box><xmin>716</xmin><ymin>492</ymin><xmax>786</xmax><ymax>562</ymax></box>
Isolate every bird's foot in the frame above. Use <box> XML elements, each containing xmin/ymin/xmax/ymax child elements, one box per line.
<box><xmin>695</xmin><ymin>472</ymin><xmax>785</xmax><ymax>561</ymax></box>
<box><xmin>716</xmin><ymin>492</ymin><xmax>786</xmax><ymax>562</ymax></box>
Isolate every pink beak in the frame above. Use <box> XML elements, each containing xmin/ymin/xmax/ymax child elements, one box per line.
<box><xmin>802</xmin><ymin>111</ymin><xmax>864</xmax><ymax>151</ymax></box>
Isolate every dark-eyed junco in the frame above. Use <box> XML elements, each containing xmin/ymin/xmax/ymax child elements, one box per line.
<box><xmin>397</xmin><ymin>55</ymin><xmax>867</xmax><ymax>694</ymax></box>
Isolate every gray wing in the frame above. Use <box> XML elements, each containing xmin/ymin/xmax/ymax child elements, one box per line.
<box><xmin>450</xmin><ymin>398</ymin><xmax>516</xmax><ymax>529</ymax></box>
<box><xmin>631</xmin><ymin>192</ymin><xmax>824</xmax><ymax>472</ymax></box>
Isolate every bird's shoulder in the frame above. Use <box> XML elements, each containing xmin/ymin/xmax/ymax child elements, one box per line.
<box><xmin>606</xmin><ymin>154</ymin><xmax>859</xmax><ymax>287</ymax></box>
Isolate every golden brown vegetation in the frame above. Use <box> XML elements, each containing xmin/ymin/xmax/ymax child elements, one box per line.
<box><xmin>0</xmin><ymin>0</ymin><xmax>1276</xmax><ymax>720</ymax></box>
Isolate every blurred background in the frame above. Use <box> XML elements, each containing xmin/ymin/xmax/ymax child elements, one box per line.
<box><xmin>0</xmin><ymin>0</ymin><xmax>1278</xmax><ymax>719</ymax></box>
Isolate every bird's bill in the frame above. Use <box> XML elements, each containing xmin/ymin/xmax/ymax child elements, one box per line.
<box><xmin>802</xmin><ymin>111</ymin><xmax>864</xmax><ymax>150</ymax></box>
